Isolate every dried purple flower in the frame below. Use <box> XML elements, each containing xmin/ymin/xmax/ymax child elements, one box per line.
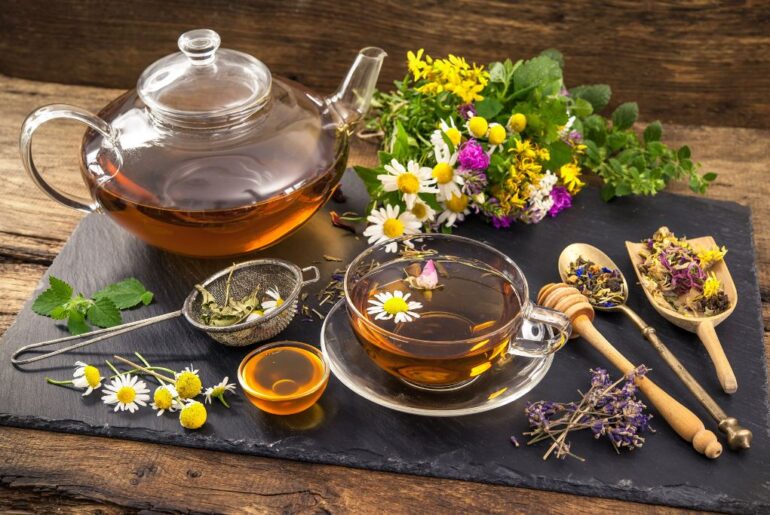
<box><xmin>457</xmin><ymin>139</ymin><xmax>490</xmax><ymax>170</ymax></box>
<box><xmin>458</xmin><ymin>103</ymin><xmax>476</xmax><ymax>120</ymax></box>
<box><xmin>548</xmin><ymin>186</ymin><xmax>572</xmax><ymax>217</ymax></box>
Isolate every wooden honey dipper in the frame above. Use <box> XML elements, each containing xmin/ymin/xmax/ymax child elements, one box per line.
<box><xmin>538</xmin><ymin>283</ymin><xmax>723</xmax><ymax>459</ymax></box>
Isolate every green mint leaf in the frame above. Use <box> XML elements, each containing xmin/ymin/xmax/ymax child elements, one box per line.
<box><xmin>582</xmin><ymin>115</ymin><xmax>607</xmax><ymax>146</ymax></box>
<box><xmin>513</xmin><ymin>55</ymin><xmax>563</xmax><ymax>95</ymax></box>
<box><xmin>32</xmin><ymin>276</ymin><xmax>73</xmax><ymax>316</ymax></box>
<box><xmin>92</xmin><ymin>278</ymin><xmax>154</xmax><ymax>310</ymax></box>
<box><xmin>49</xmin><ymin>305</ymin><xmax>69</xmax><ymax>320</ymax></box>
<box><xmin>643</xmin><ymin>121</ymin><xmax>663</xmax><ymax>143</ymax></box>
<box><xmin>488</xmin><ymin>61</ymin><xmax>507</xmax><ymax>84</ymax></box>
<box><xmin>87</xmin><ymin>296</ymin><xmax>122</xmax><ymax>328</ymax></box>
<box><xmin>539</xmin><ymin>49</ymin><xmax>564</xmax><ymax>69</ymax></box>
<box><xmin>545</xmin><ymin>140</ymin><xmax>573</xmax><ymax>170</ymax></box>
<box><xmin>677</xmin><ymin>145</ymin><xmax>691</xmax><ymax>160</ymax></box>
<box><xmin>140</xmin><ymin>291</ymin><xmax>154</xmax><ymax>305</ymax></box>
<box><xmin>474</xmin><ymin>97</ymin><xmax>503</xmax><ymax>119</ymax></box>
<box><xmin>612</xmin><ymin>102</ymin><xmax>639</xmax><ymax>130</ymax></box>
<box><xmin>703</xmin><ymin>172</ymin><xmax>718</xmax><ymax>182</ymax></box>
<box><xmin>569</xmin><ymin>84</ymin><xmax>611</xmax><ymax>113</ymax></box>
<box><xmin>600</xmin><ymin>185</ymin><xmax>617</xmax><ymax>202</ymax></box>
<box><xmin>353</xmin><ymin>165</ymin><xmax>385</xmax><ymax>199</ymax></box>
<box><xmin>67</xmin><ymin>311</ymin><xmax>91</xmax><ymax>335</ymax></box>
<box><xmin>571</xmin><ymin>97</ymin><xmax>593</xmax><ymax>118</ymax></box>
<box><xmin>391</xmin><ymin>121</ymin><xmax>410</xmax><ymax>161</ymax></box>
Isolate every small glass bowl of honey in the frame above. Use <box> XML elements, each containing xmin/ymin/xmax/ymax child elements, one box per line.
<box><xmin>238</xmin><ymin>341</ymin><xmax>330</xmax><ymax>415</ymax></box>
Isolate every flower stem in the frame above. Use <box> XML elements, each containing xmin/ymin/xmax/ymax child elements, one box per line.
<box><xmin>217</xmin><ymin>395</ymin><xmax>230</xmax><ymax>409</ymax></box>
<box><xmin>113</xmin><ymin>355</ymin><xmax>174</xmax><ymax>383</ymax></box>
<box><xmin>45</xmin><ymin>378</ymin><xmax>74</xmax><ymax>386</ymax></box>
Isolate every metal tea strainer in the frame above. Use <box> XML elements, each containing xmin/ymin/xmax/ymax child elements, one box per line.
<box><xmin>11</xmin><ymin>259</ymin><xmax>320</xmax><ymax>365</ymax></box>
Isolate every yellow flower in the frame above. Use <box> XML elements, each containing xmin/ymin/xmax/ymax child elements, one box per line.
<box><xmin>559</xmin><ymin>162</ymin><xmax>585</xmax><ymax>194</ymax></box>
<box><xmin>508</xmin><ymin>113</ymin><xmax>527</xmax><ymax>133</ymax></box>
<box><xmin>175</xmin><ymin>366</ymin><xmax>202</xmax><ymax>399</ymax></box>
<box><xmin>411</xmin><ymin>51</ymin><xmax>489</xmax><ymax>103</ymax></box>
<box><xmin>488</xmin><ymin>124</ymin><xmax>507</xmax><ymax>145</ymax></box>
<box><xmin>702</xmin><ymin>272</ymin><xmax>721</xmax><ymax>299</ymax></box>
<box><xmin>407</xmin><ymin>49</ymin><xmax>428</xmax><ymax>80</ymax></box>
<box><xmin>697</xmin><ymin>246</ymin><xmax>727</xmax><ymax>269</ymax></box>
<box><xmin>467</xmin><ymin>116</ymin><xmax>488</xmax><ymax>138</ymax></box>
<box><xmin>179</xmin><ymin>401</ymin><xmax>207</xmax><ymax>430</ymax></box>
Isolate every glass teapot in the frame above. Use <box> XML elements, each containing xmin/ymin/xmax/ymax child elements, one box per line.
<box><xmin>20</xmin><ymin>29</ymin><xmax>386</xmax><ymax>257</ymax></box>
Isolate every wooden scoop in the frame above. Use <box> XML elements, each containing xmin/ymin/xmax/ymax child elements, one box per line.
<box><xmin>626</xmin><ymin>237</ymin><xmax>738</xmax><ymax>394</ymax></box>
<box><xmin>538</xmin><ymin>283</ymin><xmax>722</xmax><ymax>459</ymax></box>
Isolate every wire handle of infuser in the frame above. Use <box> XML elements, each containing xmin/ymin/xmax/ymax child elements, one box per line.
<box><xmin>11</xmin><ymin>310</ymin><xmax>183</xmax><ymax>365</ymax></box>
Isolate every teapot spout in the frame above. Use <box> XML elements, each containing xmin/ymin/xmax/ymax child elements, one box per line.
<box><xmin>328</xmin><ymin>47</ymin><xmax>386</xmax><ymax>126</ymax></box>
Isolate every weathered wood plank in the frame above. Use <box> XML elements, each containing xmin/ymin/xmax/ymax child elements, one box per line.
<box><xmin>1</xmin><ymin>1</ymin><xmax>769</xmax><ymax>129</ymax></box>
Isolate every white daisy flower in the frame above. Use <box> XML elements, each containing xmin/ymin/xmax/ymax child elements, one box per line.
<box><xmin>377</xmin><ymin>159</ymin><xmax>436</xmax><ymax>209</ymax></box>
<box><xmin>204</xmin><ymin>377</ymin><xmax>237</xmax><ymax>407</ymax></box>
<box><xmin>101</xmin><ymin>373</ymin><xmax>150</xmax><ymax>413</ymax></box>
<box><xmin>367</xmin><ymin>290</ymin><xmax>423</xmax><ymax>324</ymax></box>
<box><xmin>151</xmin><ymin>384</ymin><xmax>182</xmax><ymax>416</ymax></box>
<box><xmin>438</xmin><ymin>118</ymin><xmax>462</xmax><ymax>148</ymax></box>
<box><xmin>72</xmin><ymin>361</ymin><xmax>103</xmax><ymax>396</ymax></box>
<box><xmin>262</xmin><ymin>288</ymin><xmax>284</xmax><ymax>314</ymax></box>
<box><xmin>437</xmin><ymin>193</ymin><xmax>471</xmax><ymax>227</ymax></box>
<box><xmin>410</xmin><ymin>197</ymin><xmax>437</xmax><ymax>223</ymax></box>
<box><xmin>430</xmin><ymin>132</ymin><xmax>463</xmax><ymax>202</ymax></box>
<box><xmin>363</xmin><ymin>204</ymin><xmax>422</xmax><ymax>253</ymax></box>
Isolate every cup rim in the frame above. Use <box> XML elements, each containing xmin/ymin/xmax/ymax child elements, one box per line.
<box><xmin>237</xmin><ymin>340</ymin><xmax>330</xmax><ymax>401</ymax></box>
<box><xmin>343</xmin><ymin>233</ymin><xmax>529</xmax><ymax>347</ymax></box>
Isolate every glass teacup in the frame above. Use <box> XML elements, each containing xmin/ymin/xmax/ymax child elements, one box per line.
<box><xmin>344</xmin><ymin>234</ymin><xmax>571</xmax><ymax>390</ymax></box>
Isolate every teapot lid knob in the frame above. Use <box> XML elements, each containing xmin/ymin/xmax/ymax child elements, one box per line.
<box><xmin>178</xmin><ymin>29</ymin><xmax>221</xmax><ymax>66</ymax></box>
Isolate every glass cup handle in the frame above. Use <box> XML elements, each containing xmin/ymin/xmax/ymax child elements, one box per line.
<box><xmin>509</xmin><ymin>303</ymin><xmax>572</xmax><ymax>358</ymax></box>
<box><xmin>19</xmin><ymin>104</ymin><xmax>114</xmax><ymax>213</ymax></box>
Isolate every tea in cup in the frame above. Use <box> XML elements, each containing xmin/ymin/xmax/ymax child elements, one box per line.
<box><xmin>344</xmin><ymin>234</ymin><xmax>570</xmax><ymax>390</ymax></box>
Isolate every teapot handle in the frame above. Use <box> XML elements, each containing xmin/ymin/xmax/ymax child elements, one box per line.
<box><xmin>19</xmin><ymin>104</ymin><xmax>115</xmax><ymax>213</ymax></box>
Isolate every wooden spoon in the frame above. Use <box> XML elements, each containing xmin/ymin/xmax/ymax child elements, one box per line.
<box><xmin>538</xmin><ymin>283</ymin><xmax>722</xmax><ymax>458</ymax></box>
<box><xmin>626</xmin><ymin>236</ymin><xmax>738</xmax><ymax>394</ymax></box>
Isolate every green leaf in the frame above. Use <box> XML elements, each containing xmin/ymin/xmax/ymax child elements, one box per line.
<box><xmin>600</xmin><ymin>185</ymin><xmax>616</xmax><ymax>202</ymax></box>
<box><xmin>475</xmin><ymin>97</ymin><xmax>504</xmax><ymax>119</ymax></box>
<box><xmin>612</xmin><ymin>102</ymin><xmax>639</xmax><ymax>130</ymax></box>
<box><xmin>49</xmin><ymin>305</ymin><xmax>69</xmax><ymax>320</ymax></box>
<box><xmin>643</xmin><ymin>121</ymin><xmax>662</xmax><ymax>143</ymax></box>
<box><xmin>569</xmin><ymin>84</ymin><xmax>612</xmax><ymax>113</ymax></box>
<box><xmin>87</xmin><ymin>296</ymin><xmax>122</xmax><ymax>328</ymax></box>
<box><xmin>703</xmin><ymin>172</ymin><xmax>718</xmax><ymax>182</ymax></box>
<box><xmin>93</xmin><ymin>278</ymin><xmax>154</xmax><ymax>310</ymax></box>
<box><xmin>571</xmin><ymin>98</ymin><xmax>593</xmax><ymax>118</ymax></box>
<box><xmin>677</xmin><ymin>145</ymin><xmax>691</xmax><ymax>160</ymax></box>
<box><xmin>354</xmin><ymin>165</ymin><xmax>384</xmax><ymax>198</ymax></box>
<box><xmin>513</xmin><ymin>55</ymin><xmax>563</xmax><ymax>95</ymax></box>
<box><xmin>545</xmin><ymin>141</ymin><xmax>573</xmax><ymax>170</ymax></box>
<box><xmin>32</xmin><ymin>276</ymin><xmax>73</xmax><ymax>316</ymax></box>
<box><xmin>391</xmin><ymin>121</ymin><xmax>410</xmax><ymax>160</ymax></box>
<box><xmin>539</xmin><ymin>48</ymin><xmax>564</xmax><ymax>69</ymax></box>
<box><xmin>67</xmin><ymin>311</ymin><xmax>91</xmax><ymax>335</ymax></box>
<box><xmin>582</xmin><ymin>115</ymin><xmax>607</xmax><ymax>147</ymax></box>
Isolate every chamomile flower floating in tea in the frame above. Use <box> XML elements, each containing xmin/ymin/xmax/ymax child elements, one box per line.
<box><xmin>175</xmin><ymin>365</ymin><xmax>203</xmax><ymax>399</ymax></box>
<box><xmin>363</xmin><ymin>204</ymin><xmax>421</xmax><ymax>253</ymax></box>
<box><xmin>71</xmin><ymin>361</ymin><xmax>103</xmax><ymax>396</ymax></box>
<box><xmin>367</xmin><ymin>290</ymin><xmax>423</xmax><ymax>323</ymax></box>
<box><xmin>565</xmin><ymin>256</ymin><xmax>625</xmax><ymax>308</ymax></box>
<box><xmin>377</xmin><ymin>159</ymin><xmax>437</xmax><ymax>209</ymax></box>
<box><xmin>262</xmin><ymin>288</ymin><xmax>284</xmax><ymax>314</ymax></box>
<box><xmin>101</xmin><ymin>373</ymin><xmax>150</xmax><ymax>414</ymax></box>
<box><xmin>151</xmin><ymin>384</ymin><xmax>181</xmax><ymax>416</ymax></box>
<box><xmin>204</xmin><ymin>377</ymin><xmax>237</xmax><ymax>407</ymax></box>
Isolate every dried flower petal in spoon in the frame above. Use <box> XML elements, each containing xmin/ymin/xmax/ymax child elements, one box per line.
<box><xmin>565</xmin><ymin>256</ymin><xmax>625</xmax><ymax>308</ymax></box>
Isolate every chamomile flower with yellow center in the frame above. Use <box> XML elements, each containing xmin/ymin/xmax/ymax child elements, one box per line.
<box><xmin>262</xmin><ymin>288</ymin><xmax>284</xmax><ymax>314</ymax></box>
<box><xmin>377</xmin><ymin>159</ymin><xmax>436</xmax><ymax>209</ymax></box>
<box><xmin>437</xmin><ymin>193</ymin><xmax>471</xmax><ymax>227</ymax></box>
<box><xmin>410</xmin><ymin>197</ymin><xmax>437</xmax><ymax>223</ymax></box>
<box><xmin>179</xmin><ymin>400</ymin><xmax>207</xmax><ymax>430</ymax></box>
<box><xmin>363</xmin><ymin>204</ymin><xmax>421</xmax><ymax>253</ymax></box>
<box><xmin>101</xmin><ymin>373</ymin><xmax>150</xmax><ymax>413</ymax></box>
<box><xmin>467</xmin><ymin>116</ymin><xmax>489</xmax><ymax>138</ymax></box>
<box><xmin>175</xmin><ymin>365</ymin><xmax>202</xmax><ymax>399</ymax></box>
<box><xmin>367</xmin><ymin>290</ymin><xmax>422</xmax><ymax>323</ymax></box>
<box><xmin>438</xmin><ymin>119</ymin><xmax>462</xmax><ymax>147</ymax></box>
<box><xmin>703</xmin><ymin>272</ymin><xmax>722</xmax><ymax>299</ymax></box>
<box><xmin>72</xmin><ymin>361</ymin><xmax>103</xmax><ymax>396</ymax></box>
<box><xmin>430</xmin><ymin>134</ymin><xmax>463</xmax><ymax>201</ymax></box>
<box><xmin>508</xmin><ymin>113</ymin><xmax>527</xmax><ymax>133</ymax></box>
<box><xmin>151</xmin><ymin>384</ymin><xmax>182</xmax><ymax>416</ymax></box>
<box><xmin>487</xmin><ymin>123</ymin><xmax>507</xmax><ymax>146</ymax></box>
<box><xmin>204</xmin><ymin>377</ymin><xmax>237</xmax><ymax>407</ymax></box>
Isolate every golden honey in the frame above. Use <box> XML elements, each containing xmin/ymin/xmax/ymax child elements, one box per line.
<box><xmin>238</xmin><ymin>342</ymin><xmax>329</xmax><ymax>415</ymax></box>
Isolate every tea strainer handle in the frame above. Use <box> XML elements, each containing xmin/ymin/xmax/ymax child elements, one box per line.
<box><xmin>508</xmin><ymin>303</ymin><xmax>572</xmax><ymax>358</ymax></box>
<box><xmin>20</xmin><ymin>104</ymin><xmax>115</xmax><ymax>213</ymax></box>
<box><xmin>300</xmin><ymin>266</ymin><xmax>321</xmax><ymax>286</ymax></box>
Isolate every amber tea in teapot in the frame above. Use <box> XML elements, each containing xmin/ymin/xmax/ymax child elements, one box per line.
<box><xmin>21</xmin><ymin>29</ymin><xmax>385</xmax><ymax>257</ymax></box>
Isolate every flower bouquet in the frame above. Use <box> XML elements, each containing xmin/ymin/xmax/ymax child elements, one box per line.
<box><xmin>354</xmin><ymin>49</ymin><xmax>715</xmax><ymax>249</ymax></box>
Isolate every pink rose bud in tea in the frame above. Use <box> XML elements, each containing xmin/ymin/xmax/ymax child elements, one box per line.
<box><xmin>416</xmin><ymin>260</ymin><xmax>439</xmax><ymax>289</ymax></box>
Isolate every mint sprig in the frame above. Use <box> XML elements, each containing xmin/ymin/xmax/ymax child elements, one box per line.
<box><xmin>32</xmin><ymin>276</ymin><xmax>154</xmax><ymax>335</ymax></box>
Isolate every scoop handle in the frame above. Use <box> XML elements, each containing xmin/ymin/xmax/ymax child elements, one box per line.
<box><xmin>574</xmin><ymin>315</ymin><xmax>723</xmax><ymax>459</ymax></box>
<box><xmin>696</xmin><ymin>320</ymin><xmax>738</xmax><ymax>394</ymax></box>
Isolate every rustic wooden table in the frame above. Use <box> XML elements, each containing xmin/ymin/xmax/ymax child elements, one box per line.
<box><xmin>0</xmin><ymin>74</ymin><xmax>767</xmax><ymax>513</ymax></box>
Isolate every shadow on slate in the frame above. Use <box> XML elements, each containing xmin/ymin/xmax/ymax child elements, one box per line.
<box><xmin>1</xmin><ymin>171</ymin><xmax>768</xmax><ymax>513</ymax></box>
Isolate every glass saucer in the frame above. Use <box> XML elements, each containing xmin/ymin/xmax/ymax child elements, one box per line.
<box><xmin>320</xmin><ymin>299</ymin><xmax>553</xmax><ymax>417</ymax></box>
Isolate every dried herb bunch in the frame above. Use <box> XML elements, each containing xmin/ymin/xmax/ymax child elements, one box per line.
<box><xmin>522</xmin><ymin>366</ymin><xmax>654</xmax><ymax>461</ymax></box>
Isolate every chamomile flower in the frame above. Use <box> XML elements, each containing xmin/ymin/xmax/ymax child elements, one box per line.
<box><xmin>487</xmin><ymin>123</ymin><xmax>507</xmax><ymax>153</ymax></box>
<box><xmin>410</xmin><ymin>197</ymin><xmax>437</xmax><ymax>223</ymax></box>
<box><xmin>367</xmin><ymin>290</ymin><xmax>423</xmax><ymax>323</ymax></box>
<box><xmin>262</xmin><ymin>288</ymin><xmax>284</xmax><ymax>314</ymax></box>
<box><xmin>466</xmin><ymin>116</ymin><xmax>489</xmax><ymax>138</ymax></box>
<box><xmin>175</xmin><ymin>365</ymin><xmax>202</xmax><ymax>399</ymax></box>
<box><xmin>436</xmin><ymin>118</ymin><xmax>462</xmax><ymax>147</ymax></box>
<box><xmin>179</xmin><ymin>400</ymin><xmax>207</xmax><ymax>430</ymax></box>
<box><xmin>377</xmin><ymin>159</ymin><xmax>436</xmax><ymax>209</ymax></box>
<box><xmin>204</xmin><ymin>377</ymin><xmax>237</xmax><ymax>407</ymax></box>
<box><xmin>101</xmin><ymin>373</ymin><xmax>150</xmax><ymax>413</ymax></box>
<box><xmin>508</xmin><ymin>113</ymin><xmax>527</xmax><ymax>133</ymax></box>
<box><xmin>437</xmin><ymin>193</ymin><xmax>471</xmax><ymax>227</ymax></box>
<box><xmin>72</xmin><ymin>361</ymin><xmax>102</xmax><ymax>396</ymax></box>
<box><xmin>151</xmin><ymin>384</ymin><xmax>182</xmax><ymax>416</ymax></box>
<box><xmin>430</xmin><ymin>133</ymin><xmax>463</xmax><ymax>201</ymax></box>
<box><xmin>363</xmin><ymin>204</ymin><xmax>422</xmax><ymax>253</ymax></box>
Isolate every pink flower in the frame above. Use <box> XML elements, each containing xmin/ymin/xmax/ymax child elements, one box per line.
<box><xmin>548</xmin><ymin>186</ymin><xmax>572</xmax><ymax>217</ymax></box>
<box><xmin>457</xmin><ymin>139</ymin><xmax>490</xmax><ymax>170</ymax></box>
<box><xmin>406</xmin><ymin>259</ymin><xmax>439</xmax><ymax>290</ymax></box>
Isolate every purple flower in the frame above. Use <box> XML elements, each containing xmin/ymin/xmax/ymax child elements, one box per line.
<box><xmin>560</xmin><ymin>86</ymin><xmax>570</xmax><ymax>97</ymax></box>
<box><xmin>548</xmin><ymin>186</ymin><xmax>572</xmax><ymax>217</ymax></box>
<box><xmin>457</xmin><ymin>139</ymin><xmax>490</xmax><ymax>170</ymax></box>
<box><xmin>458</xmin><ymin>167</ymin><xmax>488</xmax><ymax>195</ymax></box>
<box><xmin>491</xmin><ymin>215</ymin><xmax>513</xmax><ymax>229</ymax></box>
<box><xmin>458</xmin><ymin>103</ymin><xmax>476</xmax><ymax>120</ymax></box>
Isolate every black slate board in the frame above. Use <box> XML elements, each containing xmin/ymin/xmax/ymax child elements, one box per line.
<box><xmin>1</xmin><ymin>172</ymin><xmax>769</xmax><ymax>513</ymax></box>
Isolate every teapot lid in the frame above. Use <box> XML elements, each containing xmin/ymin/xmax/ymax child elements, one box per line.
<box><xmin>137</xmin><ymin>29</ymin><xmax>272</xmax><ymax>128</ymax></box>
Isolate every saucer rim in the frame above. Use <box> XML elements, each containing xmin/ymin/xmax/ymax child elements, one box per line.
<box><xmin>320</xmin><ymin>298</ymin><xmax>554</xmax><ymax>417</ymax></box>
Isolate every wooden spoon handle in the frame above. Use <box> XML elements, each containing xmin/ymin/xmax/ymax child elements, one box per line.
<box><xmin>696</xmin><ymin>320</ymin><xmax>737</xmax><ymax>394</ymax></box>
<box><xmin>574</xmin><ymin>316</ymin><xmax>723</xmax><ymax>459</ymax></box>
